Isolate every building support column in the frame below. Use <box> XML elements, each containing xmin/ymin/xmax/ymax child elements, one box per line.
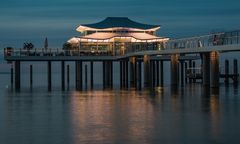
<box><xmin>11</xmin><ymin>65</ymin><xmax>13</xmax><ymax>88</ymax></box>
<box><xmin>156</xmin><ymin>60</ymin><xmax>160</xmax><ymax>87</ymax></box>
<box><xmin>134</xmin><ymin>60</ymin><xmax>137</xmax><ymax>88</ymax></box>
<box><xmin>189</xmin><ymin>60</ymin><xmax>192</xmax><ymax>83</ymax></box>
<box><xmin>224</xmin><ymin>60</ymin><xmax>229</xmax><ymax>84</ymax></box>
<box><xmin>123</xmin><ymin>61</ymin><xmax>126</xmax><ymax>88</ymax></box>
<box><xmin>129</xmin><ymin>57</ymin><xmax>134</xmax><ymax>87</ymax></box>
<box><xmin>171</xmin><ymin>54</ymin><xmax>179</xmax><ymax>86</ymax></box>
<box><xmin>120</xmin><ymin>61</ymin><xmax>123</xmax><ymax>89</ymax></box>
<box><xmin>210</xmin><ymin>51</ymin><xmax>220</xmax><ymax>88</ymax></box>
<box><xmin>85</xmin><ymin>64</ymin><xmax>88</xmax><ymax>90</ymax></box>
<box><xmin>90</xmin><ymin>61</ymin><xmax>94</xmax><ymax>89</ymax></box>
<box><xmin>15</xmin><ymin>61</ymin><xmax>21</xmax><ymax>91</ymax></box>
<box><xmin>202</xmin><ymin>52</ymin><xmax>210</xmax><ymax>86</ymax></box>
<box><xmin>185</xmin><ymin>62</ymin><xmax>188</xmax><ymax>83</ymax></box>
<box><xmin>151</xmin><ymin>60</ymin><xmax>156</xmax><ymax>88</ymax></box>
<box><xmin>144</xmin><ymin>55</ymin><xmax>150</xmax><ymax>88</ymax></box>
<box><xmin>180</xmin><ymin>61</ymin><xmax>184</xmax><ymax>86</ymax></box>
<box><xmin>48</xmin><ymin>61</ymin><xmax>52</xmax><ymax>91</ymax></box>
<box><xmin>160</xmin><ymin>60</ymin><xmax>164</xmax><ymax>87</ymax></box>
<box><xmin>110</xmin><ymin>61</ymin><xmax>113</xmax><ymax>88</ymax></box>
<box><xmin>125</xmin><ymin>60</ymin><xmax>129</xmax><ymax>88</ymax></box>
<box><xmin>61</xmin><ymin>61</ymin><xmax>65</xmax><ymax>91</ymax></box>
<box><xmin>106</xmin><ymin>62</ymin><xmax>110</xmax><ymax>88</ymax></box>
<box><xmin>192</xmin><ymin>61</ymin><xmax>196</xmax><ymax>83</ymax></box>
<box><xmin>76</xmin><ymin>61</ymin><xmax>83</xmax><ymax>91</ymax></box>
<box><xmin>67</xmin><ymin>65</ymin><xmax>70</xmax><ymax>90</ymax></box>
<box><xmin>103</xmin><ymin>61</ymin><xmax>106</xmax><ymax>89</ymax></box>
<box><xmin>233</xmin><ymin>59</ymin><xmax>238</xmax><ymax>84</ymax></box>
<box><xmin>130</xmin><ymin>57</ymin><xmax>137</xmax><ymax>88</ymax></box>
<box><xmin>137</xmin><ymin>60</ymin><xmax>142</xmax><ymax>90</ymax></box>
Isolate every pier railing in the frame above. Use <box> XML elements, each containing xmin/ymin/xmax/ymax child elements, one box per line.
<box><xmin>165</xmin><ymin>30</ymin><xmax>240</xmax><ymax>49</ymax></box>
<box><xmin>4</xmin><ymin>48</ymin><xmax>113</xmax><ymax>57</ymax></box>
<box><xmin>4</xmin><ymin>30</ymin><xmax>240</xmax><ymax>58</ymax></box>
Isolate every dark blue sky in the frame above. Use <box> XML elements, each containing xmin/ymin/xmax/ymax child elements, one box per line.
<box><xmin>0</xmin><ymin>0</ymin><xmax>240</xmax><ymax>48</ymax></box>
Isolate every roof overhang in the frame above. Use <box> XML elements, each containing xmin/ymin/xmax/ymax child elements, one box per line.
<box><xmin>68</xmin><ymin>33</ymin><xmax>169</xmax><ymax>43</ymax></box>
<box><xmin>76</xmin><ymin>25</ymin><xmax>160</xmax><ymax>33</ymax></box>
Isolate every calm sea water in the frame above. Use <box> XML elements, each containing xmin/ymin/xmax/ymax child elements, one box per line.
<box><xmin>0</xmin><ymin>70</ymin><xmax>240</xmax><ymax>144</ymax></box>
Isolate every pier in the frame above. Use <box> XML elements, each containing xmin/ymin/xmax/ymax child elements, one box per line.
<box><xmin>3</xmin><ymin>18</ymin><xmax>240</xmax><ymax>91</ymax></box>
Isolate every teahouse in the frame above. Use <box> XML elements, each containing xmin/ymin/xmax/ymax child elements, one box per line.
<box><xmin>68</xmin><ymin>17</ymin><xmax>169</xmax><ymax>55</ymax></box>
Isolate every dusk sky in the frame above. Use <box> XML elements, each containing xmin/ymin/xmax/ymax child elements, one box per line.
<box><xmin>0</xmin><ymin>0</ymin><xmax>240</xmax><ymax>48</ymax></box>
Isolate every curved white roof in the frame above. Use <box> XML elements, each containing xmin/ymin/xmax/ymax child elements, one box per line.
<box><xmin>68</xmin><ymin>32</ymin><xmax>169</xmax><ymax>43</ymax></box>
<box><xmin>77</xmin><ymin>17</ymin><xmax>160</xmax><ymax>32</ymax></box>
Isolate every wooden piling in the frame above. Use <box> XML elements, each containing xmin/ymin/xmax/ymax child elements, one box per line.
<box><xmin>144</xmin><ymin>55</ymin><xmax>150</xmax><ymax>88</ymax></box>
<box><xmin>210</xmin><ymin>51</ymin><xmax>219</xmax><ymax>88</ymax></box>
<box><xmin>67</xmin><ymin>65</ymin><xmax>70</xmax><ymax>90</ymax></box>
<box><xmin>156</xmin><ymin>60</ymin><xmax>159</xmax><ymax>87</ymax></box>
<box><xmin>125</xmin><ymin>60</ymin><xmax>129</xmax><ymax>88</ymax></box>
<box><xmin>184</xmin><ymin>62</ymin><xmax>188</xmax><ymax>83</ymax></box>
<box><xmin>85</xmin><ymin>64</ymin><xmax>88</xmax><ymax>89</ymax></box>
<box><xmin>15</xmin><ymin>61</ymin><xmax>20</xmax><ymax>91</ymax></box>
<box><xmin>152</xmin><ymin>60</ymin><xmax>156</xmax><ymax>88</ymax></box>
<box><xmin>90</xmin><ymin>61</ymin><xmax>93</xmax><ymax>89</ymax></box>
<box><xmin>76</xmin><ymin>61</ymin><xmax>83</xmax><ymax>91</ymax></box>
<box><xmin>137</xmin><ymin>60</ymin><xmax>142</xmax><ymax>90</ymax></box>
<box><xmin>202</xmin><ymin>52</ymin><xmax>210</xmax><ymax>86</ymax></box>
<box><xmin>30</xmin><ymin>65</ymin><xmax>33</xmax><ymax>87</ymax></box>
<box><xmin>11</xmin><ymin>65</ymin><xmax>13</xmax><ymax>88</ymax></box>
<box><xmin>189</xmin><ymin>60</ymin><xmax>192</xmax><ymax>83</ymax></box>
<box><xmin>110</xmin><ymin>61</ymin><xmax>113</xmax><ymax>88</ymax></box>
<box><xmin>120</xmin><ymin>61</ymin><xmax>123</xmax><ymax>89</ymax></box>
<box><xmin>233</xmin><ymin>59</ymin><xmax>238</xmax><ymax>84</ymax></box>
<box><xmin>171</xmin><ymin>54</ymin><xmax>179</xmax><ymax>86</ymax></box>
<box><xmin>225</xmin><ymin>60</ymin><xmax>229</xmax><ymax>84</ymax></box>
<box><xmin>103</xmin><ymin>61</ymin><xmax>106</xmax><ymax>89</ymax></box>
<box><xmin>47</xmin><ymin>61</ymin><xmax>51</xmax><ymax>91</ymax></box>
<box><xmin>160</xmin><ymin>60</ymin><xmax>164</xmax><ymax>87</ymax></box>
<box><xmin>61</xmin><ymin>61</ymin><xmax>65</xmax><ymax>91</ymax></box>
<box><xmin>192</xmin><ymin>61</ymin><xmax>196</xmax><ymax>83</ymax></box>
<box><xmin>180</xmin><ymin>61</ymin><xmax>184</xmax><ymax>86</ymax></box>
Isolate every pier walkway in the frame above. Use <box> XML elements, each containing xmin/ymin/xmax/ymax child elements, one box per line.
<box><xmin>3</xmin><ymin>30</ymin><xmax>240</xmax><ymax>91</ymax></box>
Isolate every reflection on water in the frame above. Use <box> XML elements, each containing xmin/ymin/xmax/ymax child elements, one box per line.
<box><xmin>1</xmin><ymin>84</ymin><xmax>240</xmax><ymax>144</ymax></box>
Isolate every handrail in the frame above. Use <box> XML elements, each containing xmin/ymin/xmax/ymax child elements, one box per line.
<box><xmin>3</xmin><ymin>30</ymin><xmax>240</xmax><ymax>57</ymax></box>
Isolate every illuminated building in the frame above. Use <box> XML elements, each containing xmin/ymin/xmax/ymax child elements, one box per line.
<box><xmin>67</xmin><ymin>17</ymin><xmax>169</xmax><ymax>55</ymax></box>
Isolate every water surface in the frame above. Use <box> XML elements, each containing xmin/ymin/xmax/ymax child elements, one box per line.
<box><xmin>0</xmin><ymin>73</ymin><xmax>240</xmax><ymax>144</ymax></box>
